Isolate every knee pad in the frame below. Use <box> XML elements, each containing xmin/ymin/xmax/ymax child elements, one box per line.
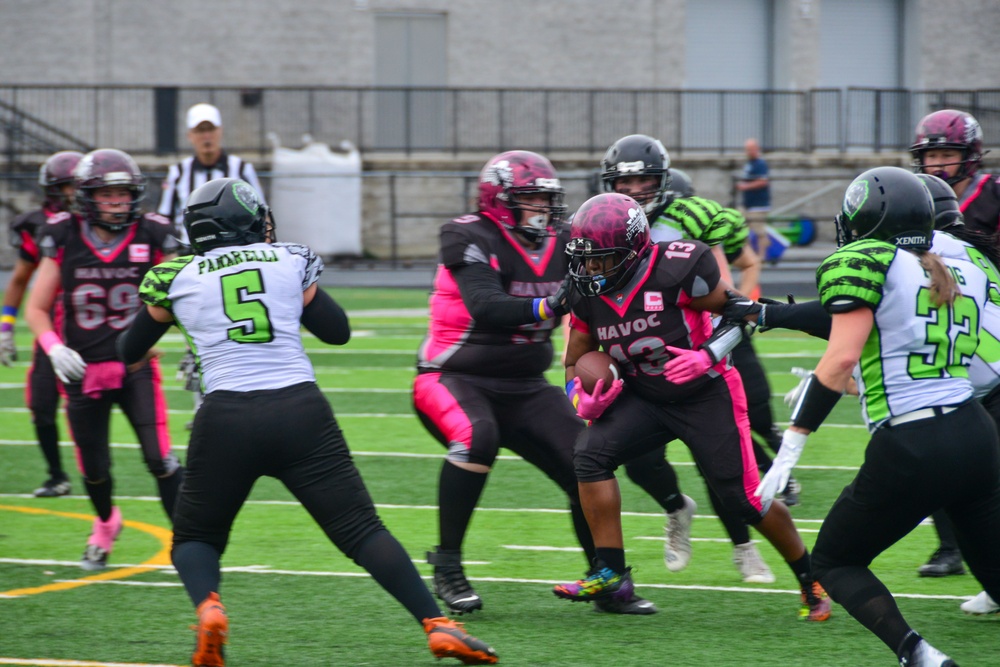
<box><xmin>573</xmin><ymin>432</ymin><xmax>617</xmax><ymax>483</ymax></box>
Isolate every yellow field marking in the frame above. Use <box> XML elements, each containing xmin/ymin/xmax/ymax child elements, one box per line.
<box><xmin>0</xmin><ymin>505</ymin><xmax>172</xmax><ymax>598</ymax></box>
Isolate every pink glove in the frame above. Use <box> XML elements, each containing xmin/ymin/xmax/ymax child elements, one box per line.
<box><xmin>574</xmin><ymin>376</ymin><xmax>623</xmax><ymax>421</ymax></box>
<box><xmin>663</xmin><ymin>346</ymin><xmax>713</xmax><ymax>384</ymax></box>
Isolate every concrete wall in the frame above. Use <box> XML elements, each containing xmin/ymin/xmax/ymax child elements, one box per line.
<box><xmin>2</xmin><ymin>1</ymin><xmax>997</xmax><ymax>89</ymax></box>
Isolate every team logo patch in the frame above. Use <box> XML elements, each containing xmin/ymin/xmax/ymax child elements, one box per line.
<box><xmin>842</xmin><ymin>180</ymin><xmax>869</xmax><ymax>221</ymax></box>
<box><xmin>129</xmin><ymin>244</ymin><xmax>150</xmax><ymax>263</ymax></box>
<box><xmin>644</xmin><ymin>291</ymin><xmax>664</xmax><ymax>312</ymax></box>
<box><xmin>625</xmin><ymin>206</ymin><xmax>647</xmax><ymax>243</ymax></box>
<box><xmin>483</xmin><ymin>160</ymin><xmax>514</xmax><ymax>189</ymax></box>
<box><xmin>232</xmin><ymin>181</ymin><xmax>260</xmax><ymax>215</ymax></box>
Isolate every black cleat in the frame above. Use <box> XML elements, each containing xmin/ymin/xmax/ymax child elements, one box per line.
<box><xmin>918</xmin><ymin>549</ymin><xmax>965</xmax><ymax>578</ymax></box>
<box><xmin>427</xmin><ymin>547</ymin><xmax>483</xmax><ymax>615</ymax></box>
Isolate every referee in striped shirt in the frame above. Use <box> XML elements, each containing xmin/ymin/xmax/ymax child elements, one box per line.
<box><xmin>158</xmin><ymin>103</ymin><xmax>266</xmax><ymax>247</ymax></box>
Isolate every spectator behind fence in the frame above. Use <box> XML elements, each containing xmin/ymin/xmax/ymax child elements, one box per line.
<box><xmin>736</xmin><ymin>138</ymin><xmax>771</xmax><ymax>259</ymax></box>
<box><xmin>158</xmin><ymin>103</ymin><xmax>266</xmax><ymax>249</ymax></box>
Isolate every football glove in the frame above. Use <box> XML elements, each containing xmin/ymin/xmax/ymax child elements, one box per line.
<box><xmin>573</xmin><ymin>376</ymin><xmax>623</xmax><ymax>421</ymax></box>
<box><xmin>0</xmin><ymin>329</ymin><xmax>15</xmax><ymax>366</ymax></box>
<box><xmin>783</xmin><ymin>367</ymin><xmax>813</xmax><ymax>408</ymax></box>
<box><xmin>663</xmin><ymin>346</ymin><xmax>713</xmax><ymax>384</ymax></box>
<box><xmin>755</xmin><ymin>429</ymin><xmax>808</xmax><ymax>504</ymax></box>
<box><xmin>48</xmin><ymin>343</ymin><xmax>87</xmax><ymax>383</ymax></box>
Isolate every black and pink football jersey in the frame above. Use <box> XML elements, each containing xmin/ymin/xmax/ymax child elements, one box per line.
<box><xmin>569</xmin><ymin>239</ymin><xmax>725</xmax><ymax>403</ymax></box>
<box><xmin>9</xmin><ymin>208</ymin><xmax>54</xmax><ymax>264</ymax></box>
<box><xmin>959</xmin><ymin>172</ymin><xmax>1000</xmax><ymax>236</ymax></box>
<box><xmin>418</xmin><ymin>213</ymin><xmax>568</xmax><ymax>378</ymax></box>
<box><xmin>37</xmin><ymin>213</ymin><xmax>176</xmax><ymax>362</ymax></box>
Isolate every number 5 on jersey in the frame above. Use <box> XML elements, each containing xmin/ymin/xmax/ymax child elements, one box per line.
<box><xmin>221</xmin><ymin>269</ymin><xmax>274</xmax><ymax>343</ymax></box>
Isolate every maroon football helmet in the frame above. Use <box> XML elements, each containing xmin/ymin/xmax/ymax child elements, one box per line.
<box><xmin>477</xmin><ymin>150</ymin><xmax>566</xmax><ymax>242</ymax></box>
<box><xmin>566</xmin><ymin>193</ymin><xmax>651</xmax><ymax>296</ymax></box>
<box><xmin>74</xmin><ymin>148</ymin><xmax>147</xmax><ymax>230</ymax></box>
<box><xmin>38</xmin><ymin>150</ymin><xmax>84</xmax><ymax>211</ymax></box>
<box><xmin>910</xmin><ymin>109</ymin><xmax>985</xmax><ymax>185</ymax></box>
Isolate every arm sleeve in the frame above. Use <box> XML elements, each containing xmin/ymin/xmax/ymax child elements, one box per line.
<box><xmin>450</xmin><ymin>261</ymin><xmax>540</xmax><ymax>327</ymax></box>
<box><xmin>116</xmin><ymin>307</ymin><xmax>172</xmax><ymax>365</ymax></box>
<box><xmin>301</xmin><ymin>288</ymin><xmax>351</xmax><ymax>345</ymax></box>
<box><xmin>762</xmin><ymin>299</ymin><xmax>832</xmax><ymax>340</ymax></box>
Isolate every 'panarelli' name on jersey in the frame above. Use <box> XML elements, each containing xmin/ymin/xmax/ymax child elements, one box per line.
<box><xmin>418</xmin><ymin>212</ymin><xmax>567</xmax><ymax>378</ymax></box>
<box><xmin>139</xmin><ymin>242</ymin><xmax>322</xmax><ymax>393</ymax></box>
<box><xmin>569</xmin><ymin>239</ymin><xmax>726</xmax><ymax>403</ymax></box>
<box><xmin>816</xmin><ymin>238</ymin><xmax>989</xmax><ymax>431</ymax></box>
<box><xmin>37</xmin><ymin>212</ymin><xmax>176</xmax><ymax>362</ymax></box>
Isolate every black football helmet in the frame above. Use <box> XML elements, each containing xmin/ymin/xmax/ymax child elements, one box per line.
<box><xmin>39</xmin><ymin>151</ymin><xmax>84</xmax><ymax>210</ymax></box>
<box><xmin>834</xmin><ymin>167</ymin><xmax>934</xmax><ymax>250</ymax></box>
<box><xmin>183</xmin><ymin>178</ymin><xmax>269</xmax><ymax>253</ymax></box>
<box><xmin>74</xmin><ymin>149</ymin><xmax>146</xmax><ymax>231</ymax></box>
<box><xmin>600</xmin><ymin>134</ymin><xmax>672</xmax><ymax>215</ymax></box>
<box><xmin>915</xmin><ymin>173</ymin><xmax>963</xmax><ymax>230</ymax></box>
<box><xmin>667</xmin><ymin>168</ymin><xmax>694</xmax><ymax>199</ymax></box>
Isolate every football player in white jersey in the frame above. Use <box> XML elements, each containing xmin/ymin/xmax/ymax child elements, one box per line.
<box><xmin>748</xmin><ymin>167</ymin><xmax>1000</xmax><ymax>667</ymax></box>
<box><xmin>117</xmin><ymin>179</ymin><xmax>497</xmax><ymax>667</ymax></box>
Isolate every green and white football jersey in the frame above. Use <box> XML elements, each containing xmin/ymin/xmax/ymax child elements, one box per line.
<box><xmin>931</xmin><ymin>230</ymin><xmax>1000</xmax><ymax>398</ymax></box>
<box><xmin>817</xmin><ymin>238</ymin><xmax>988</xmax><ymax>431</ymax></box>
<box><xmin>139</xmin><ymin>242</ymin><xmax>323</xmax><ymax>393</ymax></box>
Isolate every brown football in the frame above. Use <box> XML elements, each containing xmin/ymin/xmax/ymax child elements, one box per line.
<box><xmin>574</xmin><ymin>350</ymin><xmax>622</xmax><ymax>394</ymax></box>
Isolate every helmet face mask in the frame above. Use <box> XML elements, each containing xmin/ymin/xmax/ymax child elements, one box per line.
<box><xmin>478</xmin><ymin>151</ymin><xmax>566</xmax><ymax>242</ymax></box>
<box><xmin>601</xmin><ymin>134</ymin><xmax>672</xmax><ymax>215</ymax></box>
<box><xmin>74</xmin><ymin>149</ymin><xmax>146</xmax><ymax>231</ymax></box>
<box><xmin>836</xmin><ymin>166</ymin><xmax>934</xmax><ymax>250</ymax></box>
<box><xmin>183</xmin><ymin>178</ymin><xmax>269</xmax><ymax>253</ymax></box>
<box><xmin>566</xmin><ymin>193</ymin><xmax>651</xmax><ymax>296</ymax></box>
<box><xmin>910</xmin><ymin>109</ymin><xmax>985</xmax><ymax>186</ymax></box>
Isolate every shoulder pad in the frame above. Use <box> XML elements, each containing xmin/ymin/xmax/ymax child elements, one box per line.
<box><xmin>46</xmin><ymin>211</ymin><xmax>72</xmax><ymax>225</ymax></box>
<box><xmin>143</xmin><ymin>212</ymin><xmax>172</xmax><ymax>226</ymax></box>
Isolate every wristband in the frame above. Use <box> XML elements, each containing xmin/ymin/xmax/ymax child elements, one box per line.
<box><xmin>565</xmin><ymin>379</ymin><xmax>580</xmax><ymax>409</ymax></box>
<box><xmin>701</xmin><ymin>320</ymin><xmax>755</xmax><ymax>364</ymax></box>
<box><xmin>533</xmin><ymin>297</ymin><xmax>555</xmax><ymax>322</ymax></box>
<box><xmin>789</xmin><ymin>373</ymin><xmax>843</xmax><ymax>431</ymax></box>
<box><xmin>38</xmin><ymin>331</ymin><xmax>63</xmax><ymax>355</ymax></box>
<box><xmin>1</xmin><ymin>305</ymin><xmax>16</xmax><ymax>332</ymax></box>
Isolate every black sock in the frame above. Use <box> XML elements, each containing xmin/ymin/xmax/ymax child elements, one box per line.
<box><xmin>789</xmin><ymin>550</ymin><xmax>813</xmax><ymax>591</ymax></box>
<box><xmin>437</xmin><ymin>462</ymin><xmax>488</xmax><ymax>551</ymax></box>
<box><xmin>85</xmin><ymin>477</ymin><xmax>114</xmax><ymax>521</ymax></box>
<box><xmin>354</xmin><ymin>529</ymin><xmax>441</xmax><ymax>623</ymax></box>
<box><xmin>36</xmin><ymin>423</ymin><xmax>65</xmax><ymax>479</ymax></box>
<box><xmin>595</xmin><ymin>547</ymin><xmax>626</xmax><ymax>574</ymax></box>
<box><xmin>172</xmin><ymin>541</ymin><xmax>222</xmax><ymax>608</ymax></box>
<box><xmin>157</xmin><ymin>468</ymin><xmax>184</xmax><ymax>523</ymax></box>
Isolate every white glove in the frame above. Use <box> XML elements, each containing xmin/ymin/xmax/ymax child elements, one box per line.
<box><xmin>0</xmin><ymin>329</ymin><xmax>15</xmax><ymax>366</ymax></box>
<box><xmin>755</xmin><ymin>429</ymin><xmax>808</xmax><ymax>504</ymax></box>
<box><xmin>48</xmin><ymin>343</ymin><xmax>87</xmax><ymax>383</ymax></box>
<box><xmin>783</xmin><ymin>367</ymin><xmax>813</xmax><ymax>408</ymax></box>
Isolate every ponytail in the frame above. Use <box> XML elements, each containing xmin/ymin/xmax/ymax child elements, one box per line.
<box><xmin>916</xmin><ymin>250</ymin><xmax>960</xmax><ymax>307</ymax></box>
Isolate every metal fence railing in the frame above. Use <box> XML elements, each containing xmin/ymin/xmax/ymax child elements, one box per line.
<box><xmin>2</xmin><ymin>85</ymin><xmax>1000</xmax><ymax>161</ymax></box>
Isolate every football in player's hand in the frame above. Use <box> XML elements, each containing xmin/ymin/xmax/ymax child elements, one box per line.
<box><xmin>574</xmin><ymin>350</ymin><xmax>621</xmax><ymax>394</ymax></box>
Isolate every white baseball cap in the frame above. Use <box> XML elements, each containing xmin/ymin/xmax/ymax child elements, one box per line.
<box><xmin>186</xmin><ymin>103</ymin><xmax>222</xmax><ymax>129</ymax></box>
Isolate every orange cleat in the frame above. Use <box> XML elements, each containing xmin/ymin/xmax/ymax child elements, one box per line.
<box><xmin>423</xmin><ymin>616</ymin><xmax>499</xmax><ymax>665</ymax></box>
<box><xmin>191</xmin><ymin>592</ymin><xmax>228</xmax><ymax>667</ymax></box>
<box><xmin>800</xmin><ymin>582</ymin><xmax>832</xmax><ymax>622</ymax></box>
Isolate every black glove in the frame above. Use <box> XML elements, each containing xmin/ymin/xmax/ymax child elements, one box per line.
<box><xmin>721</xmin><ymin>290</ymin><xmax>762</xmax><ymax>325</ymax></box>
<box><xmin>544</xmin><ymin>274</ymin><xmax>575</xmax><ymax>319</ymax></box>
